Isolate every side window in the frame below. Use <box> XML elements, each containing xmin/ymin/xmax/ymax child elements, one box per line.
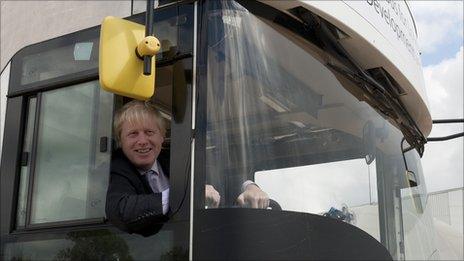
<box><xmin>16</xmin><ymin>81</ymin><xmax>113</xmax><ymax>226</ymax></box>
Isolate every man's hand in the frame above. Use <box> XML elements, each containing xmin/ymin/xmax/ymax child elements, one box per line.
<box><xmin>205</xmin><ymin>184</ymin><xmax>220</xmax><ymax>208</ymax></box>
<box><xmin>236</xmin><ymin>184</ymin><xmax>269</xmax><ymax>209</ymax></box>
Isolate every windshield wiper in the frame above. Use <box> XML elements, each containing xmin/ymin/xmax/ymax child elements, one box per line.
<box><xmin>292</xmin><ymin>8</ymin><xmax>427</xmax><ymax>156</ymax></box>
<box><xmin>328</xmin><ymin>62</ymin><xmax>426</xmax><ymax>155</ymax></box>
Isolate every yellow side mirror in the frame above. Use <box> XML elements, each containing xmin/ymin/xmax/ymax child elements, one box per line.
<box><xmin>99</xmin><ymin>16</ymin><xmax>160</xmax><ymax>100</ymax></box>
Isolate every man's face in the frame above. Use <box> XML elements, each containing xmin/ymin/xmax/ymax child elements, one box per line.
<box><xmin>120</xmin><ymin>117</ymin><xmax>164</xmax><ymax>171</ymax></box>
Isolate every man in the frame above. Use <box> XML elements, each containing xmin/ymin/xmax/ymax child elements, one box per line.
<box><xmin>106</xmin><ymin>100</ymin><xmax>269</xmax><ymax>236</ymax></box>
<box><xmin>106</xmin><ymin>100</ymin><xmax>170</xmax><ymax>236</ymax></box>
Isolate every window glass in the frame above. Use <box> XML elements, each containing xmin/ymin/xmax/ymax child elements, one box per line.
<box><xmin>400</xmin><ymin>150</ymin><xmax>436</xmax><ymax>260</ymax></box>
<box><xmin>3</xmin><ymin>227</ymin><xmax>186</xmax><ymax>260</ymax></box>
<box><xmin>154</xmin><ymin>16</ymin><xmax>179</xmax><ymax>60</ymax></box>
<box><xmin>203</xmin><ymin>2</ymin><xmax>432</xmax><ymax>256</ymax></box>
<box><xmin>21</xmin><ymin>39</ymin><xmax>98</xmax><ymax>85</ymax></box>
<box><xmin>16</xmin><ymin>97</ymin><xmax>37</xmax><ymax>228</ymax></box>
<box><xmin>204</xmin><ymin>0</ymin><xmax>385</xmax><ymax>222</ymax></box>
<box><xmin>255</xmin><ymin>159</ymin><xmax>380</xmax><ymax>240</ymax></box>
<box><xmin>30</xmin><ymin>81</ymin><xmax>112</xmax><ymax>224</ymax></box>
<box><xmin>130</xmin><ymin>5</ymin><xmax>186</xmax><ymax>61</ymax></box>
<box><xmin>132</xmin><ymin>0</ymin><xmax>179</xmax><ymax>14</ymax></box>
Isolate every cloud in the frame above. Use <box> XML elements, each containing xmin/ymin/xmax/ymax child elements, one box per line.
<box><xmin>422</xmin><ymin>139</ymin><xmax>463</xmax><ymax>192</ymax></box>
<box><xmin>409</xmin><ymin>1</ymin><xmax>463</xmax><ymax>54</ymax></box>
<box><xmin>410</xmin><ymin>2</ymin><xmax>463</xmax><ymax>193</ymax></box>
<box><xmin>421</xmin><ymin>46</ymin><xmax>463</xmax><ymax>192</ymax></box>
<box><xmin>423</xmin><ymin>46</ymin><xmax>463</xmax><ymax>125</ymax></box>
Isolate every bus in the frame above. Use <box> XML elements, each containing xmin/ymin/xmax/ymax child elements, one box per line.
<box><xmin>0</xmin><ymin>0</ymin><xmax>458</xmax><ymax>260</ymax></box>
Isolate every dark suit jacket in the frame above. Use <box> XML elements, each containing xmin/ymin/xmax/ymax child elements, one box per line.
<box><xmin>105</xmin><ymin>148</ymin><xmax>170</xmax><ymax>237</ymax></box>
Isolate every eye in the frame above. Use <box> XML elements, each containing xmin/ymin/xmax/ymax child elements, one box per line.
<box><xmin>127</xmin><ymin>131</ymin><xmax>138</xmax><ymax>138</ymax></box>
<box><xmin>146</xmin><ymin>130</ymin><xmax>156</xmax><ymax>135</ymax></box>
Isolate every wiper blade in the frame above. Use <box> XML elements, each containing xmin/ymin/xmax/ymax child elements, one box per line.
<box><xmin>327</xmin><ymin>64</ymin><xmax>396</xmax><ymax>117</ymax></box>
<box><xmin>294</xmin><ymin>10</ymin><xmax>427</xmax><ymax>155</ymax></box>
<box><xmin>328</xmin><ymin>62</ymin><xmax>426</xmax><ymax>156</ymax></box>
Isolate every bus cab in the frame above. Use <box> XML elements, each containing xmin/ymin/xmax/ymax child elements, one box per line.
<box><xmin>1</xmin><ymin>0</ymin><xmax>441</xmax><ymax>260</ymax></box>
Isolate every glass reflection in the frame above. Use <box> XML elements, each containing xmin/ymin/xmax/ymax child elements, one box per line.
<box><xmin>21</xmin><ymin>40</ymin><xmax>98</xmax><ymax>85</ymax></box>
<box><xmin>204</xmin><ymin>0</ymin><xmax>386</xmax><ymax>213</ymax></box>
<box><xmin>204</xmin><ymin>0</ymin><xmax>436</xmax><ymax>259</ymax></box>
<box><xmin>3</xmin><ymin>228</ymin><xmax>186</xmax><ymax>261</ymax></box>
<box><xmin>255</xmin><ymin>159</ymin><xmax>380</xmax><ymax>240</ymax></box>
<box><xmin>30</xmin><ymin>81</ymin><xmax>111</xmax><ymax>223</ymax></box>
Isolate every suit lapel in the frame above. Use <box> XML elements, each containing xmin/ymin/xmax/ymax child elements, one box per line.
<box><xmin>113</xmin><ymin>148</ymin><xmax>167</xmax><ymax>193</ymax></box>
<box><xmin>138</xmin><ymin>172</ymin><xmax>154</xmax><ymax>193</ymax></box>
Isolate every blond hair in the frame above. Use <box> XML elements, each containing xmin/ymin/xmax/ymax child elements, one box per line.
<box><xmin>113</xmin><ymin>100</ymin><xmax>166</xmax><ymax>146</ymax></box>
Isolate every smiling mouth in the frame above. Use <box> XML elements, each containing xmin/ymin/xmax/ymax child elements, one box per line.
<box><xmin>135</xmin><ymin>148</ymin><xmax>152</xmax><ymax>154</ymax></box>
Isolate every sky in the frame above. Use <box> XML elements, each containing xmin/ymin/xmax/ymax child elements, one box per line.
<box><xmin>408</xmin><ymin>1</ymin><xmax>463</xmax><ymax>193</ymax></box>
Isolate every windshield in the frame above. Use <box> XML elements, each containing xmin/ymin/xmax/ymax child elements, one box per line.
<box><xmin>202</xmin><ymin>1</ymin><xmax>436</xmax><ymax>260</ymax></box>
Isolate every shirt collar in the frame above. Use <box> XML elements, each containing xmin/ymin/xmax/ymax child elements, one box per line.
<box><xmin>138</xmin><ymin>160</ymin><xmax>159</xmax><ymax>175</ymax></box>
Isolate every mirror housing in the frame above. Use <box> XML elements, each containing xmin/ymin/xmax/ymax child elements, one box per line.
<box><xmin>405</xmin><ymin>170</ymin><xmax>417</xmax><ymax>187</ymax></box>
<box><xmin>99</xmin><ymin>16</ymin><xmax>160</xmax><ymax>100</ymax></box>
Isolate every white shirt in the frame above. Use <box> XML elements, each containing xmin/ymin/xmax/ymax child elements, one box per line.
<box><xmin>139</xmin><ymin>160</ymin><xmax>169</xmax><ymax>215</ymax></box>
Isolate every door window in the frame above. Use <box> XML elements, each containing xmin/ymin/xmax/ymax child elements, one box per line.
<box><xmin>18</xmin><ymin>81</ymin><xmax>113</xmax><ymax>226</ymax></box>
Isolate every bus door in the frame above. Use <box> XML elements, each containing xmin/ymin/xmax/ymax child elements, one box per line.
<box><xmin>0</xmin><ymin>2</ymin><xmax>195</xmax><ymax>260</ymax></box>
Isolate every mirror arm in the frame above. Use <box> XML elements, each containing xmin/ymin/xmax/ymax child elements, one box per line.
<box><xmin>432</xmin><ymin>119</ymin><xmax>464</xmax><ymax>124</ymax></box>
<box><xmin>427</xmin><ymin>118</ymin><xmax>464</xmax><ymax>142</ymax></box>
<box><xmin>401</xmin><ymin>137</ymin><xmax>418</xmax><ymax>187</ymax></box>
<box><xmin>401</xmin><ymin>138</ymin><xmax>411</xmax><ymax>170</ymax></box>
<box><xmin>143</xmin><ymin>0</ymin><xmax>155</xmax><ymax>75</ymax></box>
<box><xmin>427</xmin><ymin>132</ymin><xmax>464</xmax><ymax>142</ymax></box>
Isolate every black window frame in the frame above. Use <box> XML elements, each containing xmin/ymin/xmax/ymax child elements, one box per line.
<box><xmin>8</xmin><ymin>27</ymin><xmax>101</xmax><ymax>98</ymax></box>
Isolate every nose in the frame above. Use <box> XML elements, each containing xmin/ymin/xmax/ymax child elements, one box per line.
<box><xmin>136</xmin><ymin>133</ymin><xmax>149</xmax><ymax>146</ymax></box>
